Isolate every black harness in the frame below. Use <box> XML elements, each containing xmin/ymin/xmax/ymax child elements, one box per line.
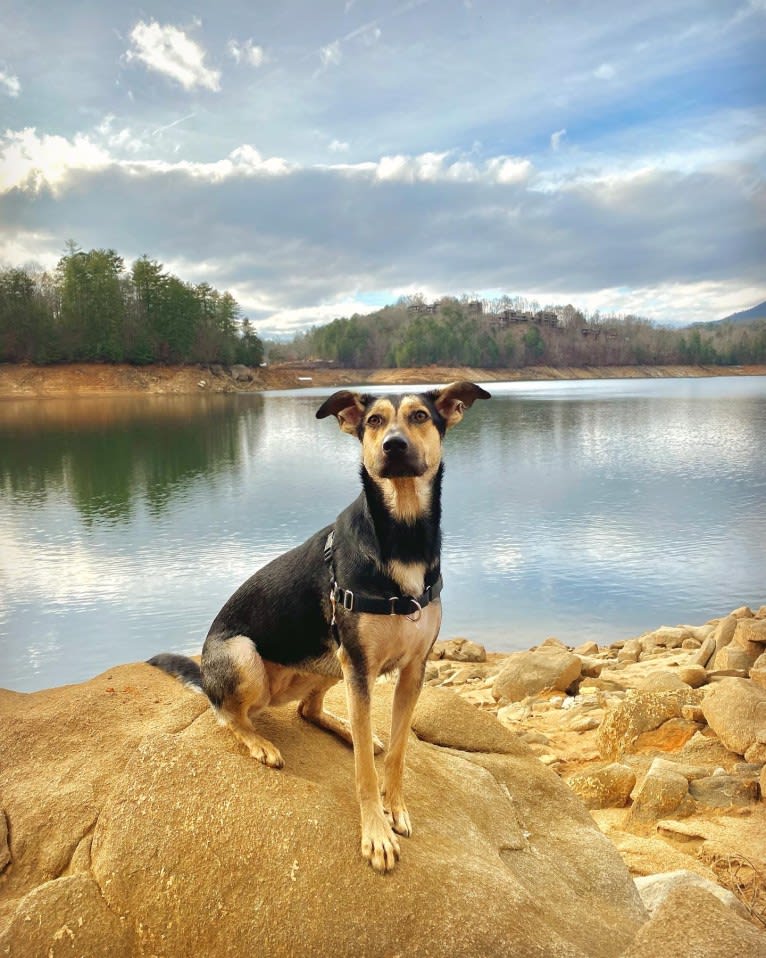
<box><xmin>323</xmin><ymin>530</ymin><xmax>443</xmax><ymax>626</ymax></box>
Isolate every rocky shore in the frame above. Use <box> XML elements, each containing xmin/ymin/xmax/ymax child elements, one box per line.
<box><xmin>1</xmin><ymin>606</ymin><xmax>765</xmax><ymax>956</ymax></box>
<box><xmin>1</xmin><ymin>361</ymin><xmax>766</xmax><ymax>397</ymax></box>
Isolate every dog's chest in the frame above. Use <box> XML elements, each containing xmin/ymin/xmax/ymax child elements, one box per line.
<box><xmin>356</xmin><ymin>601</ymin><xmax>441</xmax><ymax>676</ymax></box>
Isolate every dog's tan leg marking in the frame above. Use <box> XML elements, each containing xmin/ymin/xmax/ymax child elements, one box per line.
<box><xmin>217</xmin><ymin>636</ymin><xmax>284</xmax><ymax>769</ymax></box>
<box><xmin>382</xmin><ymin>660</ymin><xmax>425</xmax><ymax>837</ymax></box>
<box><xmin>298</xmin><ymin>682</ymin><xmax>384</xmax><ymax>754</ymax></box>
<box><xmin>339</xmin><ymin>651</ymin><xmax>400</xmax><ymax>872</ymax></box>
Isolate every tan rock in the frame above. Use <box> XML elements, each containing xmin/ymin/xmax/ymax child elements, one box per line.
<box><xmin>492</xmin><ymin>648</ymin><xmax>582</xmax><ymax>704</ymax></box>
<box><xmin>574</xmin><ymin>640</ymin><xmax>600</xmax><ymax>656</ymax></box>
<box><xmin>597</xmin><ymin>688</ymin><xmax>702</xmax><ymax>761</ymax></box>
<box><xmin>429</xmin><ymin>637</ymin><xmax>487</xmax><ymax>662</ymax></box>
<box><xmin>711</xmin><ymin>614</ymin><xmax>738</xmax><ymax>660</ymax></box>
<box><xmin>618</xmin><ymin>639</ymin><xmax>642</xmax><ymax>664</ymax></box>
<box><xmin>628</xmin><ymin>762</ymin><xmax>691</xmax><ymax>823</ymax></box>
<box><xmin>636</xmin><ymin>671</ymin><xmax>687</xmax><ymax>692</ymax></box>
<box><xmin>566</xmin><ymin>763</ymin><xmax>636</xmax><ymax>809</ymax></box>
<box><xmin>680</xmin><ymin>638</ymin><xmax>701</xmax><ymax>650</ymax></box>
<box><xmin>618</xmin><ymin>885</ymin><xmax>766</xmax><ymax>958</ymax></box>
<box><xmin>0</xmin><ymin>667</ymin><xmax>647</xmax><ymax>958</ymax></box>
<box><xmin>731</xmin><ymin>605</ymin><xmax>755</xmax><ymax>618</ymax></box>
<box><xmin>676</xmin><ymin>664</ymin><xmax>707</xmax><ymax>688</ymax></box>
<box><xmin>701</xmin><ymin>677</ymin><xmax>766</xmax><ymax>756</ymax></box>
<box><xmin>714</xmin><ymin>642</ymin><xmax>761</xmax><ymax>672</ymax></box>
<box><xmin>735</xmin><ymin>618</ymin><xmax>766</xmax><ymax>644</ymax></box>
<box><xmin>640</xmin><ymin>627</ymin><xmax>688</xmax><ymax>651</ymax></box>
<box><xmin>634</xmin><ymin>869</ymin><xmax>749</xmax><ymax>921</ymax></box>
<box><xmin>744</xmin><ymin>740</ymin><xmax>766</xmax><ymax>764</ymax></box>
<box><xmin>691</xmin><ymin>633</ymin><xmax>716</xmax><ymax>667</ymax></box>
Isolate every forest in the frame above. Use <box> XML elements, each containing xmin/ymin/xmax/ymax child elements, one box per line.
<box><xmin>0</xmin><ymin>244</ymin><xmax>263</xmax><ymax>366</ymax></box>
<box><xmin>2</xmin><ymin>250</ymin><xmax>764</xmax><ymax>371</ymax></box>
<box><xmin>270</xmin><ymin>295</ymin><xmax>766</xmax><ymax>369</ymax></box>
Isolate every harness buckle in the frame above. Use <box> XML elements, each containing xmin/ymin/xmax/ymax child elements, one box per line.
<box><xmin>388</xmin><ymin>596</ymin><xmax>398</xmax><ymax>615</ymax></box>
<box><xmin>341</xmin><ymin>589</ymin><xmax>355</xmax><ymax>612</ymax></box>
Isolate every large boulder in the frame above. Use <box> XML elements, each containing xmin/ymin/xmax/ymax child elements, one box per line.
<box><xmin>492</xmin><ymin>647</ymin><xmax>582</xmax><ymax>703</ymax></box>
<box><xmin>0</xmin><ymin>665</ymin><xmax>647</xmax><ymax>958</ymax></box>
<box><xmin>701</xmin><ymin>677</ymin><xmax>766</xmax><ymax>756</ymax></box>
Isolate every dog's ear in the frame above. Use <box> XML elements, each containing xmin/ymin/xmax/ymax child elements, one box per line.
<box><xmin>428</xmin><ymin>381</ymin><xmax>491</xmax><ymax>429</ymax></box>
<box><xmin>316</xmin><ymin>390</ymin><xmax>368</xmax><ymax>435</ymax></box>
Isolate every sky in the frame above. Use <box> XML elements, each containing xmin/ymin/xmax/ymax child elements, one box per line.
<box><xmin>0</xmin><ymin>0</ymin><xmax>764</xmax><ymax>336</ymax></box>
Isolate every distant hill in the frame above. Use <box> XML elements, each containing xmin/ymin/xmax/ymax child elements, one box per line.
<box><xmin>717</xmin><ymin>301</ymin><xmax>766</xmax><ymax>325</ymax></box>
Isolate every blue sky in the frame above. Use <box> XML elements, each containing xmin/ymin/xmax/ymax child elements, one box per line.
<box><xmin>1</xmin><ymin>0</ymin><xmax>764</xmax><ymax>335</ymax></box>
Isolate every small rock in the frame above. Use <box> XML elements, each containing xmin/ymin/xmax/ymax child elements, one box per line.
<box><xmin>597</xmin><ymin>688</ymin><xmax>702</xmax><ymax>761</ymax></box>
<box><xmin>230</xmin><ymin>364</ymin><xmax>254</xmax><ymax>382</ymax></box>
<box><xmin>569</xmin><ymin>715</ymin><xmax>601</xmax><ymax>733</ymax></box>
<box><xmin>618</xmin><ymin>640</ymin><xmax>642</xmax><ymax>664</ymax></box>
<box><xmin>681</xmin><ymin>638</ymin><xmax>702</xmax><ymax>650</ymax></box>
<box><xmin>429</xmin><ymin>637</ymin><xmax>487</xmax><ymax>662</ymax></box>
<box><xmin>677</xmin><ymin>665</ymin><xmax>707</xmax><ymax>688</ymax></box>
<box><xmin>680</xmin><ymin>703</ymin><xmax>706</xmax><ymax>723</ymax></box>
<box><xmin>692</xmin><ymin>634</ymin><xmax>716</xmax><ymax>668</ymax></box>
<box><xmin>714</xmin><ymin>644</ymin><xmax>761</xmax><ymax>672</ymax></box>
<box><xmin>637</xmin><ymin>671</ymin><xmax>687</xmax><ymax>692</ymax></box>
<box><xmin>731</xmin><ymin>605</ymin><xmax>755</xmax><ymax>618</ymax></box>
<box><xmin>567</xmin><ymin>763</ymin><xmax>636</xmax><ymax>809</ymax></box>
<box><xmin>634</xmin><ymin>870</ymin><xmax>750</xmax><ymax>921</ymax></box>
<box><xmin>492</xmin><ymin>648</ymin><xmax>582</xmax><ymax>704</ymax></box>
<box><xmin>629</xmin><ymin>762</ymin><xmax>691</xmax><ymax>823</ymax></box>
<box><xmin>744</xmin><ymin>741</ymin><xmax>766</xmax><ymax>764</ymax></box>
<box><xmin>701</xmin><ymin>677</ymin><xmax>766</xmax><ymax>756</ymax></box>
<box><xmin>573</xmin><ymin>641</ymin><xmax>599</xmax><ymax>656</ymax></box>
<box><xmin>688</xmin><ymin>774</ymin><xmax>759</xmax><ymax>807</ymax></box>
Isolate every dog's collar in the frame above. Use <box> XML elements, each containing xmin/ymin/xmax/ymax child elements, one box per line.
<box><xmin>323</xmin><ymin>530</ymin><xmax>442</xmax><ymax>620</ymax></box>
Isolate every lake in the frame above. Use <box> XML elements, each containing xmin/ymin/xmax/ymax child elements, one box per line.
<box><xmin>1</xmin><ymin>376</ymin><xmax>765</xmax><ymax>692</ymax></box>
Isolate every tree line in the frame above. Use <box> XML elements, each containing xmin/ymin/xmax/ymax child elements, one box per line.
<box><xmin>269</xmin><ymin>295</ymin><xmax>766</xmax><ymax>369</ymax></box>
<box><xmin>0</xmin><ymin>243</ymin><xmax>263</xmax><ymax>366</ymax></box>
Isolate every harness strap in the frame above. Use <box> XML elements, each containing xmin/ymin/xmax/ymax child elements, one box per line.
<box><xmin>324</xmin><ymin>530</ymin><xmax>442</xmax><ymax>618</ymax></box>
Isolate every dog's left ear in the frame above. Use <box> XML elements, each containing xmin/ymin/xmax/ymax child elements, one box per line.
<box><xmin>428</xmin><ymin>381</ymin><xmax>491</xmax><ymax>429</ymax></box>
<box><xmin>316</xmin><ymin>390</ymin><xmax>368</xmax><ymax>435</ymax></box>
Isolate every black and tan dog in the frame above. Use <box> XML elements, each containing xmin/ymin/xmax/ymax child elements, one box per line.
<box><xmin>149</xmin><ymin>381</ymin><xmax>490</xmax><ymax>872</ymax></box>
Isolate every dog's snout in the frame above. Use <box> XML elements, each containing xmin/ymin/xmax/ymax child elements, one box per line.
<box><xmin>382</xmin><ymin>432</ymin><xmax>408</xmax><ymax>454</ymax></box>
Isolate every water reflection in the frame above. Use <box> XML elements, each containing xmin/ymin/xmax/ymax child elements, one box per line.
<box><xmin>0</xmin><ymin>395</ymin><xmax>264</xmax><ymax>520</ymax></box>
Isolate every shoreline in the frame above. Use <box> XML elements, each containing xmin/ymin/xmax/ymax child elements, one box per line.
<box><xmin>1</xmin><ymin>360</ymin><xmax>765</xmax><ymax>397</ymax></box>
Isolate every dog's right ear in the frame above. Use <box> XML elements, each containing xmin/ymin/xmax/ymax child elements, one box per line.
<box><xmin>316</xmin><ymin>390</ymin><xmax>368</xmax><ymax>435</ymax></box>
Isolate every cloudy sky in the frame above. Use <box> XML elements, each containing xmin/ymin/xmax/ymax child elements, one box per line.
<box><xmin>1</xmin><ymin>0</ymin><xmax>764</xmax><ymax>335</ymax></box>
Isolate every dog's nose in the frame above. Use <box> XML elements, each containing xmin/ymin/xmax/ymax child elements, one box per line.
<box><xmin>383</xmin><ymin>433</ymin><xmax>408</xmax><ymax>454</ymax></box>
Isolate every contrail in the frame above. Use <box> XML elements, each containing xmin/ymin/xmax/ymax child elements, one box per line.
<box><xmin>151</xmin><ymin>112</ymin><xmax>197</xmax><ymax>136</ymax></box>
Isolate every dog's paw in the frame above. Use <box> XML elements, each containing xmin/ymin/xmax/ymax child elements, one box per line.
<box><xmin>251</xmin><ymin>744</ymin><xmax>284</xmax><ymax>769</ymax></box>
<box><xmin>361</xmin><ymin>809</ymin><xmax>400</xmax><ymax>872</ymax></box>
<box><xmin>383</xmin><ymin>801</ymin><xmax>412</xmax><ymax>837</ymax></box>
<box><xmin>372</xmin><ymin>733</ymin><xmax>385</xmax><ymax>755</ymax></box>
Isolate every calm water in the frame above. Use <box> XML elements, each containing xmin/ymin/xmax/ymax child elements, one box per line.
<box><xmin>1</xmin><ymin>377</ymin><xmax>765</xmax><ymax>692</ymax></box>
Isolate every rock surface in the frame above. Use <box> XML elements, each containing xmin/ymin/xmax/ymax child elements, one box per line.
<box><xmin>3</xmin><ymin>605</ymin><xmax>766</xmax><ymax>955</ymax></box>
<box><xmin>0</xmin><ymin>667</ymin><xmax>645</xmax><ymax>958</ymax></box>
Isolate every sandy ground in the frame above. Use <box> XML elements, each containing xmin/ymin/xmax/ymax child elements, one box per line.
<box><xmin>1</xmin><ymin>361</ymin><xmax>765</xmax><ymax>397</ymax></box>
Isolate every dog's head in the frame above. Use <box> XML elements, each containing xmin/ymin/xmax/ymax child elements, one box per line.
<box><xmin>316</xmin><ymin>382</ymin><xmax>491</xmax><ymax>481</ymax></box>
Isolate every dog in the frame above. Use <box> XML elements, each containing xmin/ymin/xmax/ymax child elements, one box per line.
<box><xmin>149</xmin><ymin>381</ymin><xmax>490</xmax><ymax>872</ymax></box>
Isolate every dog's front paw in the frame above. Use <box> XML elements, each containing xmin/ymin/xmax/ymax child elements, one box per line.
<box><xmin>360</xmin><ymin>807</ymin><xmax>400</xmax><ymax>872</ymax></box>
<box><xmin>251</xmin><ymin>743</ymin><xmax>284</xmax><ymax>769</ymax></box>
<box><xmin>384</xmin><ymin>800</ymin><xmax>412</xmax><ymax>838</ymax></box>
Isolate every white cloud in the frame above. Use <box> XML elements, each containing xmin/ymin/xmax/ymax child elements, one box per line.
<box><xmin>333</xmin><ymin>150</ymin><xmax>534</xmax><ymax>185</ymax></box>
<box><xmin>320</xmin><ymin>41</ymin><xmax>342</xmax><ymax>68</ymax></box>
<box><xmin>0</xmin><ymin>69</ymin><xmax>20</xmax><ymax>97</ymax></box>
<box><xmin>551</xmin><ymin>128</ymin><xmax>567</xmax><ymax>151</ymax></box>
<box><xmin>227</xmin><ymin>39</ymin><xmax>266</xmax><ymax>67</ymax></box>
<box><xmin>0</xmin><ymin>128</ymin><xmax>111</xmax><ymax>194</ymax></box>
<box><xmin>594</xmin><ymin>63</ymin><xmax>616</xmax><ymax>80</ymax></box>
<box><xmin>329</xmin><ymin>139</ymin><xmax>350</xmax><ymax>153</ymax></box>
<box><xmin>125</xmin><ymin>20</ymin><xmax>221</xmax><ymax>92</ymax></box>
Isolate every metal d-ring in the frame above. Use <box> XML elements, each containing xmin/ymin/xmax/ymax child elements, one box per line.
<box><xmin>406</xmin><ymin>598</ymin><xmax>422</xmax><ymax>622</ymax></box>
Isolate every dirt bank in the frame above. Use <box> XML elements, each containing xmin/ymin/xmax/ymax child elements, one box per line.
<box><xmin>1</xmin><ymin>361</ymin><xmax>765</xmax><ymax>398</ymax></box>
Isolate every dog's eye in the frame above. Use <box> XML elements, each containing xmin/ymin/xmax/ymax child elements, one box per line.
<box><xmin>366</xmin><ymin>414</ymin><xmax>383</xmax><ymax>427</ymax></box>
<box><xmin>411</xmin><ymin>410</ymin><xmax>429</xmax><ymax>424</ymax></box>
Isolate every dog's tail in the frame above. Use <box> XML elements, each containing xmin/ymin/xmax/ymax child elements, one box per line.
<box><xmin>147</xmin><ymin>653</ymin><xmax>203</xmax><ymax>692</ymax></box>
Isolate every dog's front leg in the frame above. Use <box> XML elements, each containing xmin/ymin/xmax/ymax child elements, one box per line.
<box><xmin>339</xmin><ymin>650</ymin><xmax>400</xmax><ymax>872</ymax></box>
<box><xmin>382</xmin><ymin>658</ymin><xmax>425</xmax><ymax>837</ymax></box>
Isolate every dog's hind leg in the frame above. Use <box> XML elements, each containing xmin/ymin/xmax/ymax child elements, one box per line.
<box><xmin>382</xmin><ymin>659</ymin><xmax>427</xmax><ymax>837</ymax></box>
<box><xmin>298</xmin><ymin>681</ymin><xmax>384</xmax><ymax>755</ymax></box>
<box><xmin>201</xmin><ymin>634</ymin><xmax>284</xmax><ymax>769</ymax></box>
